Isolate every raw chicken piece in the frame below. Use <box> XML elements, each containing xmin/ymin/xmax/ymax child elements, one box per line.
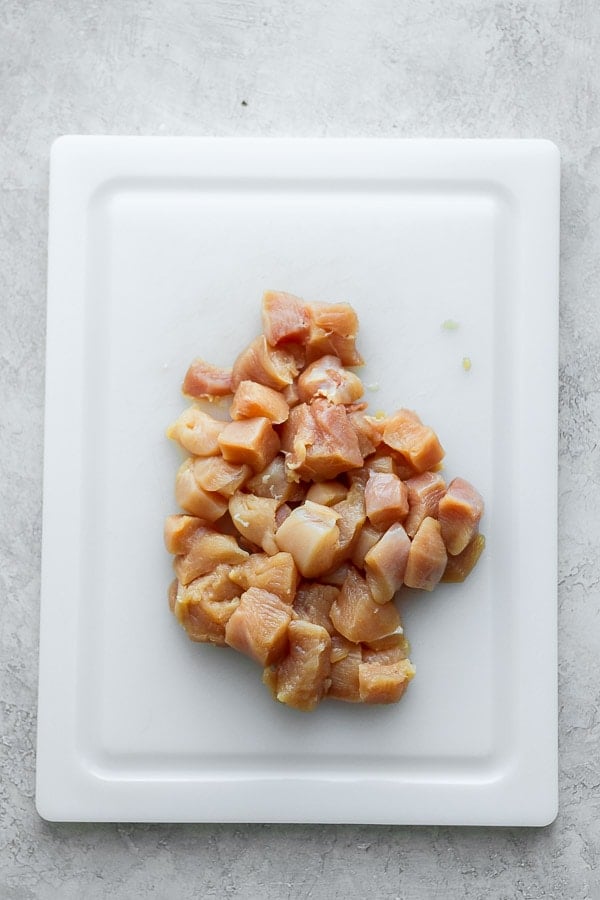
<box><xmin>404</xmin><ymin>471</ymin><xmax>447</xmax><ymax>538</ymax></box>
<box><xmin>305</xmin><ymin>301</ymin><xmax>364</xmax><ymax>366</ymax></box>
<box><xmin>172</xmin><ymin>565</ymin><xmax>243</xmax><ymax>644</ymax></box>
<box><xmin>263</xmin><ymin>620</ymin><xmax>332</xmax><ymax>711</ymax></box>
<box><xmin>358</xmin><ymin>659</ymin><xmax>415</xmax><ymax>704</ymax></box>
<box><xmin>320</xmin><ymin>562</ymin><xmax>354</xmax><ymax>586</ymax></box>
<box><xmin>292</xmin><ymin>582</ymin><xmax>339</xmax><ymax>634</ymax></box>
<box><xmin>347</xmin><ymin>410</ymin><xmax>382</xmax><ymax>458</ymax></box>
<box><xmin>275</xmin><ymin>503</ymin><xmax>292</xmax><ymax>527</ymax></box>
<box><xmin>382</xmin><ymin>409</ymin><xmax>445</xmax><ymax>474</ymax></box>
<box><xmin>364</xmin><ymin>452</ymin><xmax>397</xmax><ymax>474</ymax></box>
<box><xmin>167</xmin><ymin>407</ymin><xmax>225</xmax><ymax>457</ymax></box>
<box><xmin>329</xmin><ymin>567</ymin><xmax>401</xmax><ymax>643</ymax></box>
<box><xmin>350</xmin><ymin>522</ymin><xmax>384</xmax><ymax>568</ymax></box>
<box><xmin>282</xmin><ymin>380</ymin><xmax>301</xmax><ymax>408</ymax></box>
<box><xmin>362</xmin><ymin>632</ymin><xmax>409</xmax><ymax>665</ymax></box>
<box><xmin>168</xmin><ymin>578</ymin><xmax>178</xmax><ymax>612</ymax></box>
<box><xmin>297</xmin><ymin>355</ymin><xmax>364</xmax><ymax>405</ymax></box>
<box><xmin>328</xmin><ymin>635</ymin><xmax>362</xmax><ymax>702</ymax></box>
<box><xmin>441</xmin><ymin>534</ymin><xmax>485</xmax><ymax>582</ymax></box>
<box><xmin>228</xmin><ymin>551</ymin><xmax>299</xmax><ymax>604</ymax></box>
<box><xmin>262</xmin><ymin>290</ymin><xmax>310</xmax><ymax>346</ymax></box>
<box><xmin>328</xmin><ymin>481</ymin><xmax>367</xmax><ymax>569</ymax></box>
<box><xmin>281</xmin><ymin>399</ymin><xmax>363</xmax><ymax>482</ymax></box>
<box><xmin>174</xmin><ymin>524</ymin><xmax>248</xmax><ymax>585</ymax></box>
<box><xmin>306</xmin><ymin>480</ymin><xmax>348</xmax><ymax>507</ymax></box>
<box><xmin>228</xmin><ymin>492</ymin><xmax>279</xmax><ymax>555</ymax></box>
<box><xmin>364</xmin><ymin>522</ymin><xmax>411</xmax><ymax>604</ymax></box>
<box><xmin>230</xmin><ymin>380</ymin><xmax>290</xmax><ymax>424</ymax></box>
<box><xmin>231</xmin><ymin>335</ymin><xmax>300</xmax><ymax>391</ymax></box>
<box><xmin>438</xmin><ymin>477</ymin><xmax>484</xmax><ymax>556</ymax></box>
<box><xmin>225</xmin><ymin>587</ymin><xmax>292</xmax><ymax>665</ymax></box>
<box><xmin>192</xmin><ymin>457</ymin><xmax>251</xmax><ymax>497</ymax></box>
<box><xmin>175</xmin><ymin>458</ymin><xmax>228</xmax><ymax>521</ymax></box>
<box><xmin>164</xmin><ymin>514</ymin><xmax>204</xmax><ymax>555</ymax></box>
<box><xmin>275</xmin><ymin>500</ymin><xmax>340</xmax><ymax>578</ymax></box>
<box><xmin>403</xmin><ymin>516</ymin><xmax>447</xmax><ymax>591</ymax></box>
<box><xmin>364</xmin><ymin>471</ymin><xmax>409</xmax><ymax>528</ymax></box>
<box><xmin>182</xmin><ymin>358</ymin><xmax>232</xmax><ymax>399</ymax></box>
<box><xmin>245</xmin><ymin>454</ymin><xmax>305</xmax><ymax>504</ymax></box>
<box><xmin>218</xmin><ymin>417</ymin><xmax>280</xmax><ymax>472</ymax></box>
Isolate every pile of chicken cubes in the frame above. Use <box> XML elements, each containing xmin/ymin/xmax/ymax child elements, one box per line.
<box><xmin>164</xmin><ymin>291</ymin><xmax>485</xmax><ymax>711</ymax></box>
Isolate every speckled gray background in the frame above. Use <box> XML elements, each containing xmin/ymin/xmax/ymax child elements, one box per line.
<box><xmin>1</xmin><ymin>0</ymin><xmax>598</xmax><ymax>897</ymax></box>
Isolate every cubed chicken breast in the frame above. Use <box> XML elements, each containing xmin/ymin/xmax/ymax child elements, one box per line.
<box><xmin>329</xmin><ymin>567</ymin><xmax>401</xmax><ymax>643</ymax></box>
<box><xmin>175</xmin><ymin>458</ymin><xmax>229</xmax><ymax>521</ymax></box>
<box><xmin>218</xmin><ymin>417</ymin><xmax>280</xmax><ymax>472</ymax></box>
<box><xmin>230</xmin><ymin>380</ymin><xmax>290</xmax><ymax>424</ymax></box>
<box><xmin>228</xmin><ymin>551</ymin><xmax>299</xmax><ymax>604</ymax></box>
<box><xmin>164</xmin><ymin>514</ymin><xmax>205</xmax><ymax>555</ymax></box>
<box><xmin>281</xmin><ymin>399</ymin><xmax>363</xmax><ymax>482</ymax></box>
<box><xmin>438</xmin><ymin>477</ymin><xmax>484</xmax><ymax>556</ymax></box>
<box><xmin>172</xmin><ymin>565</ymin><xmax>243</xmax><ymax>644</ymax></box>
<box><xmin>305</xmin><ymin>480</ymin><xmax>348</xmax><ymax>507</ymax></box>
<box><xmin>364</xmin><ymin>471</ymin><xmax>409</xmax><ymax>528</ymax></box>
<box><xmin>403</xmin><ymin>516</ymin><xmax>447</xmax><ymax>591</ymax></box>
<box><xmin>182</xmin><ymin>358</ymin><xmax>233</xmax><ymax>399</ymax></box>
<box><xmin>292</xmin><ymin>582</ymin><xmax>339</xmax><ymax>634</ymax></box>
<box><xmin>262</xmin><ymin>290</ymin><xmax>311</xmax><ymax>346</ymax></box>
<box><xmin>167</xmin><ymin>407</ymin><xmax>225</xmax><ymax>457</ymax></box>
<box><xmin>382</xmin><ymin>409</ymin><xmax>445</xmax><ymax>474</ymax></box>
<box><xmin>347</xmin><ymin>410</ymin><xmax>382</xmax><ymax>458</ymax></box>
<box><xmin>327</xmin><ymin>481</ymin><xmax>367</xmax><ymax>570</ymax></box>
<box><xmin>225</xmin><ymin>587</ymin><xmax>292</xmax><ymax>666</ymax></box>
<box><xmin>245</xmin><ymin>454</ymin><xmax>305</xmax><ymax>504</ymax></box>
<box><xmin>441</xmin><ymin>533</ymin><xmax>485</xmax><ymax>582</ymax></box>
<box><xmin>404</xmin><ymin>471</ymin><xmax>447</xmax><ymax>538</ymax></box>
<box><xmin>275</xmin><ymin>500</ymin><xmax>340</xmax><ymax>578</ymax></box>
<box><xmin>328</xmin><ymin>635</ymin><xmax>362</xmax><ymax>702</ymax></box>
<box><xmin>364</xmin><ymin>522</ymin><xmax>411</xmax><ymax>604</ymax></box>
<box><xmin>362</xmin><ymin>632</ymin><xmax>410</xmax><ymax>665</ymax></box>
<box><xmin>232</xmin><ymin>335</ymin><xmax>300</xmax><ymax>391</ymax></box>
<box><xmin>297</xmin><ymin>354</ymin><xmax>364</xmax><ymax>405</ymax></box>
<box><xmin>174</xmin><ymin>524</ymin><xmax>249</xmax><ymax>585</ymax></box>
<box><xmin>350</xmin><ymin>522</ymin><xmax>385</xmax><ymax>569</ymax></box>
<box><xmin>228</xmin><ymin>492</ymin><xmax>280</xmax><ymax>556</ymax></box>
<box><xmin>263</xmin><ymin>620</ymin><xmax>332</xmax><ymax>711</ymax></box>
<box><xmin>358</xmin><ymin>659</ymin><xmax>416</xmax><ymax>704</ymax></box>
<box><xmin>192</xmin><ymin>457</ymin><xmax>251</xmax><ymax>497</ymax></box>
<box><xmin>305</xmin><ymin>301</ymin><xmax>364</xmax><ymax>366</ymax></box>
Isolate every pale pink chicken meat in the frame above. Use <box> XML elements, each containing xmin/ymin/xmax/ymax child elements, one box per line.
<box><xmin>350</xmin><ymin>521</ymin><xmax>384</xmax><ymax>568</ymax></box>
<box><xmin>441</xmin><ymin>533</ymin><xmax>486</xmax><ymax>582</ymax></box>
<box><xmin>175</xmin><ymin>458</ymin><xmax>229</xmax><ymax>522</ymax></box>
<box><xmin>263</xmin><ymin>620</ymin><xmax>332</xmax><ymax>712</ymax></box>
<box><xmin>164</xmin><ymin>514</ymin><xmax>204</xmax><ymax>555</ymax></box>
<box><xmin>192</xmin><ymin>456</ymin><xmax>251</xmax><ymax>497</ymax></box>
<box><xmin>245</xmin><ymin>454</ymin><xmax>305</xmax><ymax>505</ymax></box>
<box><xmin>381</xmin><ymin>409</ymin><xmax>445</xmax><ymax>474</ymax></box>
<box><xmin>362</xmin><ymin>632</ymin><xmax>410</xmax><ymax>665</ymax></box>
<box><xmin>230</xmin><ymin>380</ymin><xmax>290</xmax><ymax>424</ymax></box>
<box><xmin>358</xmin><ymin>659</ymin><xmax>416</xmax><ymax>704</ymax></box>
<box><xmin>329</xmin><ymin>567</ymin><xmax>401</xmax><ymax>643</ymax></box>
<box><xmin>225</xmin><ymin>587</ymin><xmax>292</xmax><ymax>666</ymax></box>
<box><xmin>218</xmin><ymin>417</ymin><xmax>280</xmax><ymax>472</ymax></box>
<box><xmin>173</xmin><ymin>523</ymin><xmax>248</xmax><ymax>585</ymax></box>
<box><xmin>262</xmin><ymin>290</ymin><xmax>310</xmax><ymax>346</ymax></box>
<box><xmin>182</xmin><ymin>358</ymin><xmax>233</xmax><ymax>399</ymax></box>
<box><xmin>347</xmin><ymin>410</ymin><xmax>382</xmax><ymax>458</ymax></box>
<box><xmin>438</xmin><ymin>477</ymin><xmax>484</xmax><ymax>556</ymax></box>
<box><xmin>171</xmin><ymin>566</ymin><xmax>243</xmax><ymax>644</ymax></box>
<box><xmin>403</xmin><ymin>516</ymin><xmax>447</xmax><ymax>591</ymax></box>
<box><xmin>297</xmin><ymin>355</ymin><xmax>364</xmax><ymax>405</ymax></box>
<box><xmin>292</xmin><ymin>582</ymin><xmax>339</xmax><ymax>635</ymax></box>
<box><xmin>275</xmin><ymin>500</ymin><xmax>340</xmax><ymax>578</ymax></box>
<box><xmin>231</xmin><ymin>335</ymin><xmax>301</xmax><ymax>391</ymax></box>
<box><xmin>364</xmin><ymin>471</ymin><xmax>409</xmax><ymax>529</ymax></box>
<box><xmin>364</xmin><ymin>521</ymin><xmax>411</xmax><ymax>604</ymax></box>
<box><xmin>228</xmin><ymin>492</ymin><xmax>279</xmax><ymax>556</ymax></box>
<box><xmin>404</xmin><ymin>471</ymin><xmax>447</xmax><ymax>538</ymax></box>
<box><xmin>281</xmin><ymin>399</ymin><xmax>363</xmax><ymax>482</ymax></box>
<box><xmin>327</xmin><ymin>480</ymin><xmax>366</xmax><ymax>570</ymax></box>
<box><xmin>305</xmin><ymin>480</ymin><xmax>348</xmax><ymax>507</ymax></box>
<box><xmin>167</xmin><ymin>407</ymin><xmax>225</xmax><ymax>457</ymax></box>
<box><xmin>305</xmin><ymin>301</ymin><xmax>364</xmax><ymax>366</ymax></box>
<box><xmin>228</xmin><ymin>551</ymin><xmax>299</xmax><ymax>604</ymax></box>
<box><xmin>328</xmin><ymin>635</ymin><xmax>362</xmax><ymax>702</ymax></box>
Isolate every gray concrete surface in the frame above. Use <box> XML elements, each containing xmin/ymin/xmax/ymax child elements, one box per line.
<box><xmin>1</xmin><ymin>0</ymin><xmax>599</xmax><ymax>897</ymax></box>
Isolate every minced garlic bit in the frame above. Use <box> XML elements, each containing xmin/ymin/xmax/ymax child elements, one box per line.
<box><xmin>442</xmin><ymin>319</ymin><xmax>460</xmax><ymax>331</ymax></box>
<box><xmin>462</xmin><ymin>356</ymin><xmax>472</xmax><ymax>372</ymax></box>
